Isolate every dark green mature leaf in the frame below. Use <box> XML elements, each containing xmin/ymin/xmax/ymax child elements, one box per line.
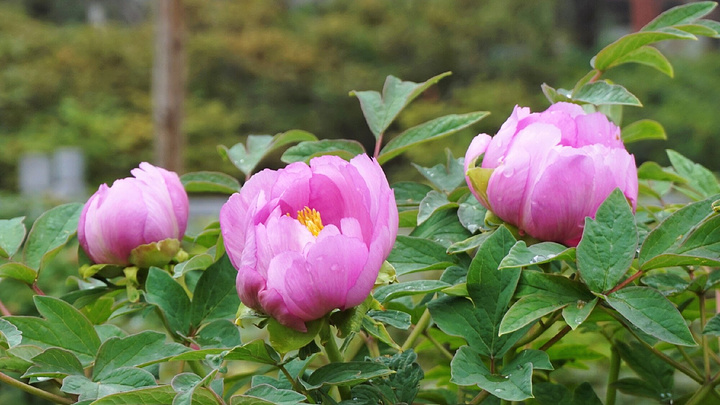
<box><xmin>88</xmin><ymin>386</ymin><xmax>184</xmax><ymax>405</ymax></box>
<box><xmin>703</xmin><ymin>313</ymin><xmax>720</xmax><ymax>336</ymax></box>
<box><xmin>607</xmin><ymin>46</ymin><xmax>674</xmax><ymax>77</ymax></box>
<box><xmin>24</xmin><ymin>203</ymin><xmax>82</xmax><ymax>271</ymax></box>
<box><xmin>180</xmin><ymin>172</ymin><xmax>240</xmax><ymax>194</ymax></box>
<box><xmin>447</xmin><ymin>233</ymin><xmax>492</xmax><ymax>254</ymax></box>
<box><xmin>367</xmin><ymin>310</ymin><xmax>412</xmax><ymax>330</ymax></box>
<box><xmin>387</xmin><ymin>236</ymin><xmax>458</xmax><ymax>275</ymax></box>
<box><xmin>5</xmin><ymin>296</ymin><xmax>101</xmax><ymax>365</ymax></box>
<box><xmin>0</xmin><ymin>217</ymin><xmax>26</xmax><ymax>259</ymax></box>
<box><xmin>0</xmin><ymin>319</ymin><xmax>22</xmax><ymax>349</ymax></box>
<box><xmin>577</xmin><ymin>189</ymin><xmax>638</xmax><ymax>293</ymax></box>
<box><xmin>224</xmin><ymin>340</ymin><xmax>281</xmax><ymax>365</ymax></box>
<box><xmin>641</xmin><ymin>1</ymin><xmax>717</xmax><ymax>31</ymax></box>
<box><xmin>23</xmin><ymin>348</ymin><xmax>84</xmax><ymax>378</ymax></box>
<box><xmin>281</xmin><ymin>140</ymin><xmax>365</xmax><ymax>163</ymax></box>
<box><xmin>592</xmin><ymin>29</ymin><xmax>696</xmax><ymax>71</ymax></box>
<box><xmin>378</xmin><ymin>111</ymin><xmax>489</xmax><ymax>164</ymax></box>
<box><xmin>0</xmin><ymin>262</ymin><xmax>37</xmax><ymax>284</ymax></box>
<box><xmin>606</xmin><ymin>287</ymin><xmax>695</xmax><ymax>346</ymax></box>
<box><xmin>615</xmin><ymin>341</ymin><xmax>673</xmax><ymax>394</ymax></box>
<box><xmin>573</xmin><ymin>81</ymin><xmax>642</xmax><ymax>106</ymax></box>
<box><xmin>505</xmin><ymin>349</ymin><xmax>553</xmax><ymax>371</ymax></box>
<box><xmin>621</xmin><ymin>119</ymin><xmax>667</xmax><ymax>143</ymax></box>
<box><xmin>499</xmin><ymin>241</ymin><xmax>575</xmax><ymax>269</ymax></box>
<box><xmin>667</xmin><ymin>150</ymin><xmax>720</xmax><ymax>198</ymax></box>
<box><xmin>457</xmin><ymin>194</ymin><xmax>487</xmax><ymax>234</ymax></box>
<box><xmin>416</xmin><ymin>191</ymin><xmax>455</xmax><ymax>225</ymax></box>
<box><xmin>612</xmin><ymin>378</ymin><xmax>665</xmax><ymax>400</ymax></box>
<box><xmin>393</xmin><ymin>182</ymin><xmax>433</xmax><ymax>210</ymax></box>
<box><xmin>357</xmin><ymin>350</ymin><xmax>424</xmax><ymax>405</ymax></box>
<box><xmin>451</xmin><ymin>345</ymin><xmax>534</xmax><ymax>401</ymax></box>
<box><xmin>515</xmin><ymin>272</ymin><xmax>592</xmax><ymax>300</ymax></box>
<box><xmin>301</xmin><ymin>362</ymin><xmax>393</xmax><ymax>390</ymax></box>
<box><xmin>63</xmin><ymin>367</ymin><xmax>157</xmax><ymax>402</ymax></box>
<box><xmin>145</xmin><ymin>267</ymin><xmax>191</xmax><ymax>335</ymax></box>
<box><xmin>412</xmin><ymin>150</ymin><xmax>465</xmax><ymax>193</ymax></box>
<box><xmin>374</xmin><ymin>280</ymin><xmax>451</xmax><ymax>303</ymax></box>
<box><xmin>410</xmin><ymin>206</ymin><xmax>471</xmax><ymax>247</ymax></box>
<box><xmin>499</xmin><ymin>294</ymin><xmax>574</xmax><ymax>335</ymax></box>
<box><xmin>231</xmin><ymin>384</ymin><xmax>306</xmax><ymax>405</ymax></box>
<box><xmin>196</xmin><ymin>320</ymin><xmax>242</xmax><ymax>349</ymax></box>
<box><xmin>191</xmin><ymin>255</ymin><xmax>240</xmax><ymax>327</ymax></box>
<box><xmin>350</xmin><ymin>72</ymin><xmax>451</xmax><ymax>139</ymax></box>
<box><xmin>220</xmin><ymin>131</ymin><xmax>317</xmax><ymax>177</ymax></box>
<box><xmin>93</xmin><ymin>331</ymin><xmax>189</xmax><ymax>380</ymax></box>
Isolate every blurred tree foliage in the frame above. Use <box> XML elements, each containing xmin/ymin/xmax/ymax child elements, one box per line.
<box><xmin>0</xmin><ymin>0</ymin><xmax>717</xmax><ymax>191</ymax></box>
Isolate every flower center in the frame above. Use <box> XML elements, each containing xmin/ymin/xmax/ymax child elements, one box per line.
<box><xmin>295</xmin><ymin>207</ymin><xmax>324</xmax><ymax>237</ymax></box>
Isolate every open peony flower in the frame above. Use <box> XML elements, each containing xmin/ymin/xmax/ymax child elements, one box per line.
<box><xmin>78</xmin><ymin>162</ymin><xmax>189</xmax><ymax>265</ymax></box>
<box><xmin>465</xmin><ymin>102</ymin><xmax>638</xmax><ymax>246</ymax></box>
<box><xmin>220</xmin><ymin>154</ymin><xmax>398</xmax><ymax>332</ymax></box>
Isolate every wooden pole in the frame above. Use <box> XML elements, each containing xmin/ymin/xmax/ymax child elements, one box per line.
<box><xmin>153</xmin><ymin>0</ymin><xmax>185</xmax><ymax>173</ymax></box>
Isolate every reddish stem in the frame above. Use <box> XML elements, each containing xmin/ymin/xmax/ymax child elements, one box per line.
<box><xmin>606</xmin><ymin>271</ymin><xmax>643</xmax><ymax>295</ymax></box>
<box><xmin>539</xmin><ymin>325</ymin><xmax>572</xmax><ymax>351</ymax></box>
<box><xmin>31</xmin><ymin>282</ymin><xmax>45</xmax><ymax>296</ymax></box>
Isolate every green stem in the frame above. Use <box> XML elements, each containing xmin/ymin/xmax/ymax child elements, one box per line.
<box><xmin>685</xmin><ymin>382</ymin><xmax>715</xmax><ymax>405</ymax></box>
<box><xmin>512</xmin><ymin>312</ymin><xmax>561</xmax><ymax>349</ymax></box>
<box><xmin>678</xmin><ymin>346</ymin><xmax>703</xmax><ymax>377</ymax></box>
<box><xmin>701</xmin><ymin>292</ymin><xmax>711</xmax><ymax>379</ymax></box>
<box><xmin>423</xmin><ymin>330</ymin><xmax>454</xmax><ymax>361</ymax></box>
<box><xmin>469</xmin><ymin>390</ymin><xmax>489</xmax><ymax>404</ymax></box>
<box><xmin>0</xmin><ymin>371</ymin><xmax>73</xmax><ymax>404</ymax></box>
<box><xmin>402</xmin><ymin>308</ymin><xmax>432</xmax><ymax>351</ymax></box>
<box><xmin>363</xmin><ymin>332</ymin><xmax>381</xmax><ymax>359</ymax></box>
<box><xmin>606</xmin><ymin>346</ymin><xmax>620</xmax><ymax>405</ymax></box>
<box><xmin>323</xmin><ymin>333</ymin><xmax>351</xmax><ymax>401</ymax></box>
<box><xmin>278</xmin><ymin>364</ymin><xmax>315</xmax><ymax>403</ymax></box>
<box><xmin>539</xmin><ymin>325</ymin><xmax>571</xmax><ymax>351</ymax></box>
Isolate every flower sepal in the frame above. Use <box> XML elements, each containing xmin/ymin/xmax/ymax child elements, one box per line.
<box><xmin>128</xmin><ymin>238</ymin><xmax>181</xmax><ymax>268</ymax></box>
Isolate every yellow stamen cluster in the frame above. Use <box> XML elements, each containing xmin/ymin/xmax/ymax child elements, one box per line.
<box><xmin>295</xmin><ymin>207</ymin><xmax>324</xmax><ymax>237</ymax></box>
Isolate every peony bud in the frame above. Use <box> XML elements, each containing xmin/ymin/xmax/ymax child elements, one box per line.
<box><xmin>465</xmin><ymin>102</ymin><xmax>638</xmax><ymax>246</ymax></box>
<box><xmin>78</xmin><ymin>162</ymin><xmax>189</xmax><ymax>265</ymax></box>
<box><xmin>220</xmin><ymin>154</ymin><xmax>398</xmax><ymax>332</ymax></box>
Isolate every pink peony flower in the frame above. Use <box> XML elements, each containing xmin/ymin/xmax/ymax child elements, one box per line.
<box><xmin>220</xmin><ymin>154</ymin><xmax>398</xmax><ymax>332</ymax></box>
<box><xmin>465</xmin><ymin>102</ymin><xmax>638</xmax><ymax>246</ymax></box>
<box><xmin>78</xmin><ymin>162</ymin><xmax>189</xmax><ymax>265</ymax></box>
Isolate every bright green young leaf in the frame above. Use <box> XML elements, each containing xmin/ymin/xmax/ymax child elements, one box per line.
<box><xmin>0</xmin><ymin>217</ymin><xmax>26</xmax><ymax>259</ymax></box>
<box><xmin>576</xmin><ymin>189</ymin><xmax>638</xmax><ymax>293</ymax></box>
<box><xmin>387</xmin><ymin>235</ymin><xmax>459</xmax><ymax>275</ymax></box>
<box><xmin>592</xmin><ymin>29</ymin><xmax>697</xmax><ymax>71</ymax></box>
<box><xmin>174</xmin><ymin>254</ymin><xmax>214</xmax><ymax>278</ymax></box>
<box><xmin>350</xmin><ymin>72</ymin><xmax>451</xmax><ymax>139</ymax></box>
<box><xmin>378</xmin><ymin>111</ymin><xmax>489</xmax><ymax>164</ymax></box>
<box><xmin>607</xmin><ymin>46</ymin><xmax>673</xmax><ymax>77</ymax></box>
<box><xmin>231</xmin><ymin>384</ymin><xmax>306</xmax><ymax>405</ymax></box>
<box><xmin>82</xmin><ymin>296</ymin><xmax>114</xmax><ymax>325</ymax></box>
<box><xmin>412</xmin><ymin>150</ymin><xmax>465</xmax><ymax>193</ymax></box>
<box><xmin>416</xmin><ymin>191</ymin><xmax>455</xmax><ymax>225</ymax></box>
<box><xmin>675</xmin><ymin>23</ymin><xmax>719</xmax><ymax>37</ymax></box>
<box><xmin>267</xmin><ymin>318</ymin><xmax>322</xmax><ymax>354</ymax></box>
<box><xmin>637</xmin><ymin>161</ymin><xmax>686</xmax><ymax>183</ymax></box>
<box><xmin>499</xmin><ymin>241</ymin><xmax>575</xmax><ymax>269</ymax></box>
<box><xmin>641</xmin><ymin>1</ymin><xmax>717</xmax><ymax>32</ymax></box>
<box><xmin>562</xmin><ymin>298</ymin><xmax>598</xmax><ymax>330</ymax></box>
<box><xmin>93</xmin><ymin>331</ymin><xmax>189</xmax><ymax>380</ymax></box>
<box><xmin>363</xmin><ymin>316</ymin><xmax>401</xmax><ymax>350</ymax></box>
<box><xmin>606</xmin><ymin>286</ymin><xmax>696</xmax><ymax>346</ymax></box>
<box><xmin>573</xmin><ymin>81</ymin><xmax>642</xmax><ymax>106</ymax></box>
<box><xmin>499</xmin><ymin>294</ymin><xmax>574</xmax><ymax>335</ymax></box>
<box><xmin>23</xmin><ymin>348</ymin><xmax>84</xmax><ymax>378</ymax></box>
<box><xmin>281</xmin><ymin>139</ymin><xmax>365</xmax><ymax>163</ymax></box>
<box><xmin>301</xmin><ymin>362</ymin><xmax>393</xmax><ymax>390</ymax></box>
<box><xmin>220</xmin><ymin>130</ymin><xmax>317</xmax><ymax>177</ymax></box>
<box><xmin>541</xmin><ymin>83</ymin><xmax>573</xmax><ymax>104</ymax></box>
<box><xmin>63</xmin><ymin>367</ymin><xmax>157</xmax><ymax>402</ymax></box>
<box><xmin>191</xmin><ymin>255</ymin><xmax>240</xmax><ymax>327</ymax></box>
<box><xmin>180</xmin><ymin>172</ymin><xmax>240</xmax><ymax>194</ymax></box>
<box><xmin>0</xmin><ymin>319</ymin><xmax>22</xmax><ymax>349</ymax></box>
<box><xmin>451</xmin><ymin>345</ymin><xmax>534</xmax><ymax>401</ymax></box>
<box><xmin>622</xmin><ymin>119</ymin><xmax>667</xmax><ymax>143</ymax></box>
<box><xmin>145</xmin><ymin>267</ymin><xmax>191</xmax><ymax>336</ymax></box>
<box><xmin>195</xmin><ymin>319</ymin><xmax>242</xmax><ymax>349</ymax></box>
<box><xmin>697</xmin><ymin>19</ymin><xmax>720</xmax><ymax>37</ymax></box>
<box><xmin>24</xmin><ymin>203</ymin><xmax>82</xmax><ymax>271</ymax></box>
<box><xmin>667</xmin><ymin>149</ymin><xmax>720</xmax><ymax>198</ymax></box>
<box><xmin>5</xmin><ymin>296</ymin><xmax>101</xmax><ymax>366</ymax></box>
<box><xmin>0</xmin><ymin>262</ymin><xmax>37</xmax><ymax>284</ymax></box>
<box><xmin>373</xmin><ymin>280</ymin><xmax>451</xmax><ymax>303</ymax></box>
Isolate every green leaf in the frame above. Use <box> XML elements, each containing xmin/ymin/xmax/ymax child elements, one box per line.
<box><xmin>606</xmin><ymin>286</ymin><xmax>695</xmax><ymax>346</ymax></box>
<box><xmin>301</xmin><ymin>362</ymin><xmax>393</xmax><ymax>390</ymax></box>
<box><xmin>267</xmin><ymin>318</ymin><xmax>322</xmax><ymax>354</ymax></box>
<box><xmin>174</xmin><ymin>254</ymin><xmax>214</xmax><ymax>278</ymax></box>
<box><xmin>667</xmin><ymin>149</ymin><xmax>720</xmax><ymax>198</ymax></box>
<box><xmin>410</xmin><ymin>206</ymin><xmax>471</xmax><ymax>247</ymax></box>
<box><xmin>416</xmin><ymin>191</ymin><xmax>455</xmax><ymax>225</ymax></box>
<box><xmin>412</xmin><ymin>150</ymin><xmax>465</xmax><ymax>192</ymax></box>
<box><xmin>515</xmin><ymin>272</ymin><xmax>593</xmax><ymax>300</ymax></box>
<box><xmin>191</xmin><ymin>255</ymin><xmax>240</xmax><ymax>327</ymax></box>
<box><xmin>451</xmin><ymin>345</ymin><xmax>534</xmax><ymax>401</ymax></box>
<box><xmin>447</xmin><ymin>233</ymin><xmax>491</xmax><ymax>254</ymax></box>
<box><xmin>24</xmin><ymin>203</ymin><xmax>82</xmax><ymax>271</ymax></box>
<box><xmin>220</xmin><ymin>131</ymin><xmax>317</xmax><ymax>177</ymax></box>
<box><xmin>0</xmin><ymin>262</ymin><xmax>37</xmax><ymax>284</ymax></box>
<box><xmin>457</xmin><ymin>194</ymin><xmax>487</xmax><ymax>234</ymax></box>
<box><xmin>367</xmin><ymin>310</ymin><xmax>411</xmax><ymax>330</ymax></box>
<box><xmin>223</xmin><ymin>340</ymin><xmax>281</xmax><ymax>365</ymax></box>
<box><xmin>145</xmin><ymin>267</ymin><xmax>191</xmax><ymax>335</ymax></box>
<box><xmin>697</xmin><ymin>19</ymin><xmax>720</xmax><ymax>37</ymax></box>
<box><xmin>704</xmin><ymin>313</ymin><xmax>720</xmax><ymax>336</ymax></box>
<box><xmin>231</xmin><ymin>384</ymin><xmax>306</xmax><ymax>405</ymax></box>
<box><xmin>612</xmin><ymin>378</ymin><xmax>666</xmax><ymax>400</ymax></box>
<box><xmin>350</xmin><ymin>72</ymin><xmax>451</xmax><ymax>139</ymax></box>
<box><xmin>573</xmin><ymin>81</ymin><xmax>642</xmax><ymax>106</ymax></box>
<box><xmin>0</xmin><ymin>319</ymin><xmax>22</xmax><ymax>349</ymax></box>
<box><xmin>180</xmin><ymin>172</ymin><xmax>240</xmax><ymax>194</ymax></box>
<box><xmin>280</xmin><ymin>139</ymin><xmax>365</xmax><ymax>164</ymax></box>
<box><xmin>641</xmin><ymin>1</ymin><xmax>717</xmax><ymax>31</ymax></box>
<box><xmin>89</xmin><ymin>386</ymin><xmax>177</xmax><ymax>405</ymax></box>
<box><xmin>499</xmin><ymin>241</ymin><xmax>575</xmax><ymax>269</ymax></box>
<box><xmin>373</xmin><ymin>280</ymin><xmax>451</xmax><ymax>303</ymax></box>
<box><xmin>387</xmin><ymin>235</ymin><xmax>458</xmax><ymax>275</ymax></box>
<box><xmin>622</xmin><ymin>119</ymin><xmax>667</xmax><ymax>143</ymax></box>
<box><xmin>675</xmin><ymin>23</ymin><xmax>720</xmax><ymax>37</ymax></box>
<box><xmin>545</xmin><ymin>344</ymin><xmax>605</xmax><ymax>363</ymax></box>
<box><xmin>499</xmin><ymin>294</ymin><xmax>574</xmax><ymax>335</ymax></box>
<box><xmin>0</xmin><ymin>217</ymin><xmax>26</xmax><ymax>259</ymax></box>
<box><xmin>93</xmin><ymin>331</ymin><xmax>189</xmax><ymax>380</ymax></box>
<box><xmin>23</xmin><ymin>348</ymin><xmax>84</xmax><ymax>378</ymax></box>
<box><xmin>615</xmin><ymin>340</ymin><xmax>673</xmax><ymax>393</ymax></box>
<box><xmin>504</xmin><ymin>349</ymin><xmax>553</xmax><ymax>371</ymax></box>
<box><xmin>363</xmin><ymin>316</ymin><xmax>401</xmax><ymax>350</ymax></box>
<box><xmin>393</xmin><ymin>182</ymin><xmax>433</xmax><ymax>209</ymax></box>
<box><xmin>378</xmin><ymin>111</ymin><xmax>489</xmax><ymax>164</ymax></box>
<box><xmin>607</xmin><ymin>46</ymin><xmax>674</xmax><ymax>77</ymax></box>
<box><xmin>576</xmin><ymin>189</ymin><xmax>638</xmax><ymax>292</ymax></box>
<box><xmin>82</xmin><ymin>296</ymin><xmax>115</xmax><ymax>325</ymax></box>
<box><xmin>562</xmin><ymin>298</ymin><xmax>598</xmax><ymax>330</ymax></box>
<box><xmin>63</xmin><ymin>368</ymin><xmax>157</xmax><ymax>402</ymax></box>
<box><xmin>541</xmin><ymin>83</ymin><xmax>573</xmax><ymax>104</ymax></box>
<box><xmin>5</xmin><ymin>296</ymin><xmax>101</xmax><ymax>365</ymax></box>
<box><xmin>593</xmin><ymin>29</ymin><xmax>697</xmax><ymax>71</ymax></box>
<box><xmin>196</xmin><ymin>319</ymin><xmax>242</xmax><ymax>349</ymax></box>
<box><xmin>637</xmin><ymin>161</ymin><xmax>686</xmax><ymax>183</ymax></box>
